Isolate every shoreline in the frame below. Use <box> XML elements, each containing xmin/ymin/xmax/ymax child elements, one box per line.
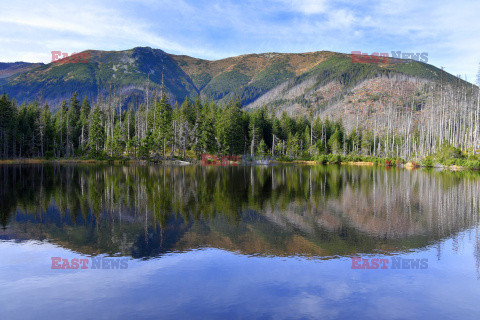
<box><xmin>0</xmin><ymin>158</ymin><xmax>476</xmax><ymax>172</ymax></box>
<box><xmin>0</xmin><ymin>159</ymin><xmax>197</xmax><ymax>166</ymax></box>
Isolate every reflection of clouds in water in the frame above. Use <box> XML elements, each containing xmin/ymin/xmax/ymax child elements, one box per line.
<box><xmin>2</xmin><ymin>244</ymin><xmax>480</xmax><ymax>319</ymax></box>
<box><xmin>280</xmin><ymin>293</ymin><xmax>338</xmax><ymax>319</ymax></box>
<box><xmin>3</xmin><ymin>166</ymin><xmax>480</xmax><ymax>318</ymax></box>
<box><xmin>0</xmin><ymin>246</ymin><xmax>348</xmax><ymax>318</ymax></box>
<box><xmin>0</xmin><ymin>246</ymin><xmax>191</xmax><ymax>319</ymax></box>
<box><xmin>271</xmin><ymin>282</ymin><xmax>358</xmax><ymax>319</ymax></box>
<box><xmin>475</xmin><ymin>227</ymin><xmax>480</xmax><ymax>277</ymax></box>
<box><xmin>4</xmin><ymin>166</ymin><xmax>480</xmax><ymax>259</ymax></box>
<box><xmin>369</xmin><ymin>296</ymin><xmax>417</xmax><ymax>319</ymax></box>
<box><xmin>321</xmin><ymin>281</ymin><xmax>352</xmax><ymax>301</ymax></box>
<box><xmin>0</xmin><ymin>240</ymin><xmax>59</xmax><ymax>265</ymax></box>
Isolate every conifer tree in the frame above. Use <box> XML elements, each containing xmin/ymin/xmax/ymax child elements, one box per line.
<box><xmin>153</xmin><ymin>92</ymin><xmax>172</xmax><ymax>158</ymax></box>
<box><xmin>79</xmin><ymin>97</ymin><xmax>91</xmax><ymax>152</ymax></box>
<box><xmin>38</xmin><ymin>103</ymin><xmax>53</xmax><ymax>157</ymax></box>
<box><xmin>217</xmin><ymin>98</ymin><xmax>244</xmax><ymax>155</ymax></box>
<box><xmin>89</xmin><ymin>105</ymin><xmax>104</xmax><ymax>154</ymax></box>
<box><xmin>68</xmin><ymin>92</ymin><xmax>81</xmax><ymax>152</ymax></box>
<box><xmin>328</xmin><ymin>126</ymin><xmax>344</xmax><ymax>154</ymax></box>
<box><xmin>0</xmin><ymin>94</ymin><xmax>15</xmax><ymax>158</ymax></box>
<box><xmin>199</xmin><ymin>101</ymin><xmax>216</xmax><ymax>154</ymax></box>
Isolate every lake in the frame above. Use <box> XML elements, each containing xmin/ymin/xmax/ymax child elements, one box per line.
<box><xmin>1</xmin><ymin>164</ymin><xmax>480</xmax><ymax>319</ymax></box>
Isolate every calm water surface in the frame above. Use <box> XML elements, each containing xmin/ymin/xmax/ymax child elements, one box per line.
<box><xmin>1</xmin><ymin>164</ymin><xmax>480</xmax><ymax>319</ymax></box>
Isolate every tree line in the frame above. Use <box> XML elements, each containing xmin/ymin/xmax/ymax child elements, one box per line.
<box><xmin>0</xmin><ymin>82</ymin><xmax>479</xmax><ymax>161</ymax></box>
<box><xmin>0</xmin><ymin>91</ymin><xmax>351</xmax><ymax>159</ymax></box>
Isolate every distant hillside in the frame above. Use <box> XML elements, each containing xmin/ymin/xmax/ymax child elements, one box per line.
<box><xmin>0</xmin><ymin>47</ymin><xmax>470</xmax><ymax>114</ymax></box>
<box><xmin>171</xmin><ymin>51</ymin><xmax>333</xmax><ymax>105</ymax></box>
<box><xmin>0</xmin><ymin>48</ymin><xmax>197</xmax><ymax>108</ymax></box>
<box><xmin>0</xmin><ymin>62</ymin><xmax>43</xmax><ymax>85</ymax></box>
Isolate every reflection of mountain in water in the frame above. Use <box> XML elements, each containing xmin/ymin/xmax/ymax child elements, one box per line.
<box><xmin>1</xmin><ymin>165</ymin><xmax>480</xmax><ymax>260</ymax></box>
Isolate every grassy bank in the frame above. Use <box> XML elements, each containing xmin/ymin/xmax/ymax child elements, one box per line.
<box><xmin>3</xmin><ymin>144</ymin><xmax>480</xmax><ymax>172</ymax></box>
<box><xmin>277</xmin><ymin>151</ymin><xmax>480</xmax><ymax>171</ymax></box>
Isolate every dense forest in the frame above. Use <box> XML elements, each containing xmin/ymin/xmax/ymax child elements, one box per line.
<box><xmin>1</xmin><ymin>83</ymin><xmax>480</xmax><ymax>168</ymax></box>
<box><xmin>0</xmin><ymin>91</ymin><xmax>354</xmax><ymax>160</ymax></box>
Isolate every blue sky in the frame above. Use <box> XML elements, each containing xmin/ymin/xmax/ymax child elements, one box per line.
<box><xmin>1</xmin><ymin>0</ymin><xmax>479</xmax><ymax>83</ymax></box>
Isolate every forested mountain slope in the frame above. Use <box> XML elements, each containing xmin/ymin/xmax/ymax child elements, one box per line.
<box><xmin>0</xmin><ymin>47</ymin><xmax>468</xmax><ymax>114</ymax></box>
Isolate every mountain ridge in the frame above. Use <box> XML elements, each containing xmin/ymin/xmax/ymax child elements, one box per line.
<box><xmin>0</xmin><ymin>47</ymin><xmax>472</xmax><ymax>116</ymax></box>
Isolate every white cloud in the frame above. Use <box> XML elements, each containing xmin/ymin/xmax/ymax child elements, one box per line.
<box><xmin>0</xmin><ymin>0</ymin><xmax>219</xmax><ymax>62</ymax></box>
<box><xmin>0</xmin><ymin>0</ymin><xmax>478</xmax><ymax>83</ymax></box>
<box><xmin>326</xmin><ymin>9</ymin><xmax>357</xmax><ymax>28</ymax></box>
<box><xmin>287</xmin><ymin>0</ymin><xmax>329</xmax><ymax>14</ymax></box>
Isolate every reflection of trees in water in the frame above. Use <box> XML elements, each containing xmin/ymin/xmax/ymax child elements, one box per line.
<box><xmin>1</xmin><ymin>164</ymin><xmax>480</xmax><ymax>260</ymax></box>
<box><xmin>259</xmin><ymin>167</ymin><xmax>480</xmax><ymax>242</ymax></box>
<box><xmin>325</xmin><ymin>169</ymin><xmax>480</xmax><ymax>239</ymax></box>
<box><xmin>475</xmin><ymin>227</ymin><xmax>480</xmax><ymax>278</ymax></box>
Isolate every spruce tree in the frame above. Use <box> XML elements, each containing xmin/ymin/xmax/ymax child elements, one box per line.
<box><xmin>153</xmin><ymin>92</ymin><xmax>172</xmax><ymax>158</ymax></box>
<box><xmin>38</xmin><ymin>103</ymin><xmax>53</xmax><ymax>157</ymax></box>
<box><xmin>0</xmin><ymin>94</ymin><xmax>15</xmax><ymax>158</ymax></box>
<box><xmin>89</xmin><ymin>105</ymin><xmax>104</xmax><ymax>154</ymax></box>
<box><xmin>79</xmin><ymin>97</ymin><xmax>91</xmax><ymax>152</ymax></box>
<box><xmin>199</xmin><ymin>101</ymin><xmax>217</xmax><ymax>154</ymax></box>
<box><xmin>217</xmin><ymin>98</ymin><xmax>244</xmax><ymax>155</ymax></box>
